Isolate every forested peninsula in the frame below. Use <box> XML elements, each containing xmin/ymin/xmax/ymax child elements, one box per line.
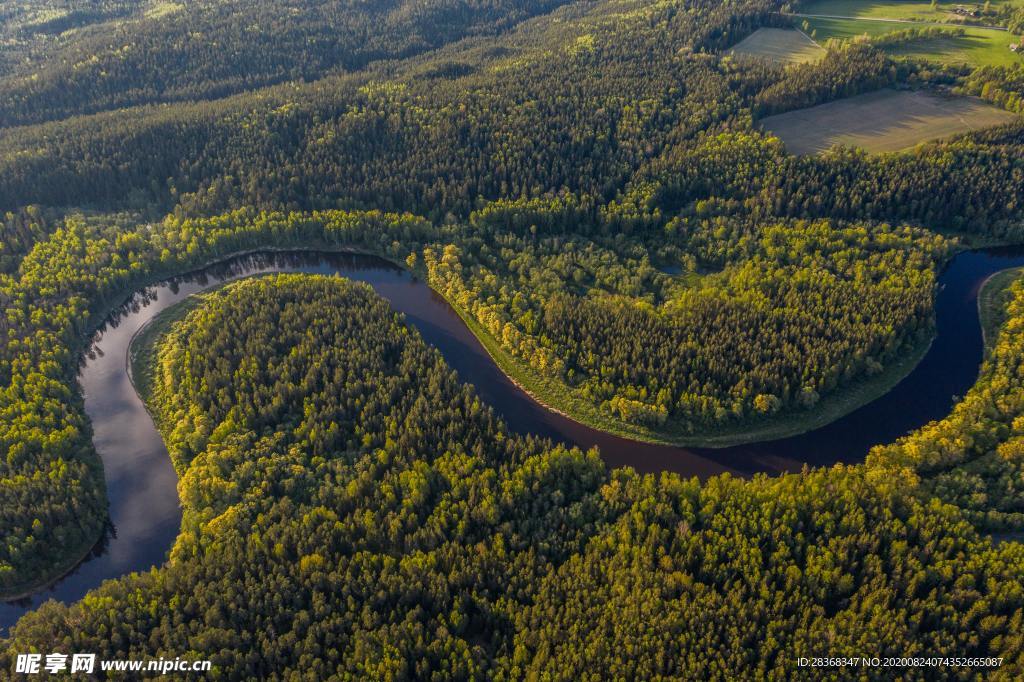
<box><xmin>0</xmin><ymin>0</ymin><xmax>1023</xmax><ymax>676</ymax></box>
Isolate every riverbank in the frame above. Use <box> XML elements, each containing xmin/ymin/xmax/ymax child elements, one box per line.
<box><xmin>435</xmin><ymin>238</ymin><xmax>1024</xmax><ymax>448</ymax></box>
<box><xmin>978</xmin><ymin>266</ymin><xmax>1024</xmax><ymax>355</ymax></box>
<box><xmin>4</xmin><ymin>243</ymin><xmax>1010</xmax><ymax>613</ymax></box>
<box><xmin>443</xmin><ymin>282</ymin><xmax>938</xmax><ymax>448</ymax></box>
<box><xmin>0</xmin><ymin>537</ymin><xmax>102</xmax><ymax>603</ymax></box>
<box><xmin>0</xmin><ymin>246</ymin><xmax>390</xmax><ymax>603</ymax></box>
<box><xmin>128</xmin><ymin>245</ymin><xmax>944</xmax><ymax>451</ymax></box>
<box><xmin>130</xmin><ymin>246</ymin><xmax>945</xmax><ymax>450</ymax></box>
<box><xmin>128</xmin><ymin>293</ymin><xmax>208</xmax><ymax>430</ymax></box>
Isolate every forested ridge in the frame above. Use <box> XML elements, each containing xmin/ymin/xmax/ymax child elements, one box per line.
<box><xmin>0</xmin><ymin>0</ymin><xmax>576</xmax><ymax>128</ymax></box>
<box><xmin>0</xmin><ymin>0</ymin><xmax>774</xmax><ymax>222</ymax></box>
<box><xmin>0</xmin><ymin>0</ymin><xmax>1020</xmax><ymax>235</ymax></box>
<box><xmin>0</xmin><ymin>0</ymin><xmax>1023</xmax><ymax>674</ymax></box>
<box><xmin>3</xmin><ymin>275</ymin><xmax>1023</xmax><ymax>679</ymax></box>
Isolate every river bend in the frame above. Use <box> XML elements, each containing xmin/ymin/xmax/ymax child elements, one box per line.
<box><xmin>3</xmin><ymin>246</ymin><xmax>1024</xmax><ymax>630</ymax></box>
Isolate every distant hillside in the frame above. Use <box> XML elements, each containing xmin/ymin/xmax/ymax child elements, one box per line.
<box><xmin>0</xmin><ymin>0</ymin><xmax>573</xmax><ymax>127</ymax></box>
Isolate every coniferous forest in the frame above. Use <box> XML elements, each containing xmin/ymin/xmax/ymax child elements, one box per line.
<box><xmin>0</xmin><ymin>0</ymin><xmax>1023</xmax><ymax>678</ymax></box>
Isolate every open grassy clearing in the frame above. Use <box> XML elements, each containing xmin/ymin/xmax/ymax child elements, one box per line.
<box><xmin>804</xmin><ymin>16</ymin><xmax>1022</xmax><ymax>66</ymax></box>
<box><xmin>797</xmin><ymin>0</ymin><xmax>1022</xmax><ymax>23</ymax></box>
<box><xmin>760</xmin><ymin>88</ymin><xmax>1019</xmax><ymax>154</ymax></box>
<box><xmin>728</xmin><ymin>27</ymin><xmax>825</xmax><ymax>63</ymax></box>
<box><xmin>797</xmin><ymin>13</ymin><xmax>1023</xmax><ymax>67</ymax></box>
<box><xmin>889</xmin><ymin>29</ymin><xmax>1024</xmax><ymax>66</ymax></box>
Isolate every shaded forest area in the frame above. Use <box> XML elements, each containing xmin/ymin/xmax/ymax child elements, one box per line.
<box><xmin>0</xmin><ymin>0</ymin><xmax>575</xmax><ymax>127</ymax></box>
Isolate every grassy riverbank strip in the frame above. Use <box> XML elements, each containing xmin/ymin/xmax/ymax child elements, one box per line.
<box><xmin>978</xmin><ymin>266</ymin><xmax>1024</xmax><ymax>355</ymax></box>
<box><xmin>441</xmin><ymin>280</ymin><xmax>935</xmax><ymax>449</ymax></box>
<box><xmin>128</xmin><ymin>294</ymin><xmax>207</xmax><ymax>416</ymax></box>
<box><xmin>124</xmin><ymin>249</ymin><xmax>940</xmax><ymax>451</ymax></box>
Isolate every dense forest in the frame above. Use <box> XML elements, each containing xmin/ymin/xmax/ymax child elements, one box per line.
<box><xmin>0</xmin><ymin>0</ymin><xmax>1022</xmax><ymax>674</ymax></box>
<box><xmin>423</xmin><ymin>215</ymin><xmax>949</xmax><ymax>434</ymax></box>
<box><xmin>0</xmin><ymin>0</ymin><xmax>1020</xmax><ymax>442</ymax></box>
<box><xmin>0</xmin><ymin>209</ymin><xmax>431</xmax><ymax>594</ymax></box>
<box><xmin>3</xmin><ymin>275</ymin><xmax>1022</xmax><ymax>678</ymax></box>
<box><xmin>0</xmin><ymin>0</ymin><xmax>575</xmax><ymax>127</ymax></box>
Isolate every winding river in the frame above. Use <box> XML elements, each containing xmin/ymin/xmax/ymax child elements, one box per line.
<box><xmin>3</xmin><ymin>246</ymin><xmax>1024</xmax><ymax>631</ymax></box>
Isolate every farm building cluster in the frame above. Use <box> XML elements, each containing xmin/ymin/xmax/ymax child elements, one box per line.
<box><xmin>951</xmin><ymin>5</ymin><xmax>980</xmax><ymax>18</ymax></box>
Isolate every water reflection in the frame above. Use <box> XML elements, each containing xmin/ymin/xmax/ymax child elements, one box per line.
<box><xmin>5</xmin><ymin>246</ymin><xmax>1024</xmax><ymax>631</ymax></box>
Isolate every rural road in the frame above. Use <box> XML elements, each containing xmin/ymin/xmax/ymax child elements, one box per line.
<box><xmin>783</xmin><ymin>12</ymin><xmax>1008</xmax><ymax>31</ymax></box>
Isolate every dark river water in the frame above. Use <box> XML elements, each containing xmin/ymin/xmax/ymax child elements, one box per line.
<box><xmin>3</xmin><ymin>246</ymin><xmax>1024</xmax><ymax>632</ymax></box>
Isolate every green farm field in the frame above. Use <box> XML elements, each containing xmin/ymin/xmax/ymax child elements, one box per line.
<box><xmin>797</xmin><ymin>0</ymin><xmax>1022</xmax><ymax>23</ymax></box>
<box><xmin>729</xmin><ymin>27</ymin><xmax>825</xmax><ymax>63</ymax></box>
<box><xmin>795</xmin><ymin>0</ymin><xmax>1024</xmax><ymax>67</ymax></box>
<box><xmin>803</xmin><ymin>17</ymin><xmax>1021</xmax><ymax>65</ymax></box>
<box><xmin>760</xmin><ymin>88</ymin><xmax>1019</xmax><ymax>154</ymax></box>
<box><xmin>889</xmin><ymin>28</ymin><xmax>1023</xmax><ymax>66</ymax></box>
